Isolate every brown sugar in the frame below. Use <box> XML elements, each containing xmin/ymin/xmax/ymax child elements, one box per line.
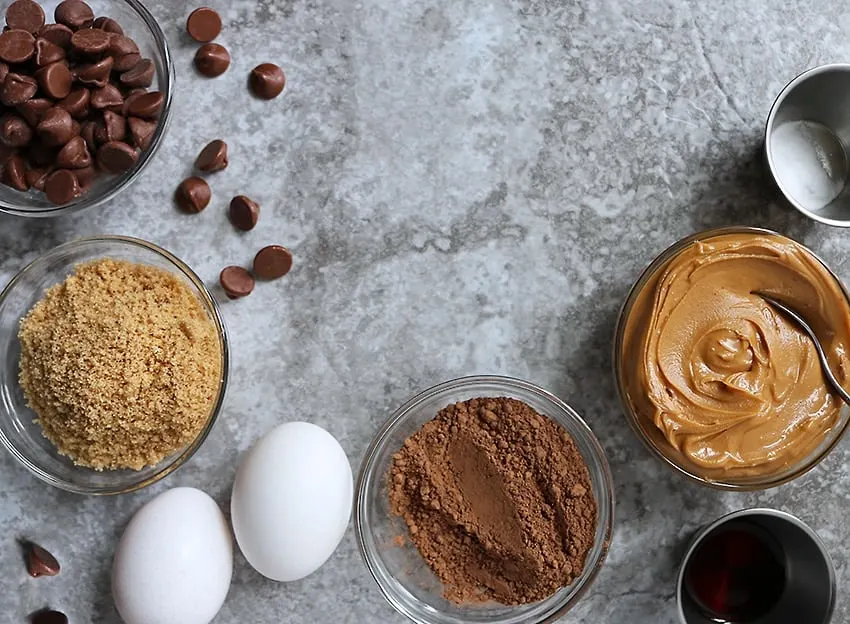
<box><xmin>18</xmin><ymin>258</ymin><xmax>222</xmax><ymax>471</ymax></box>
<box><xmin>389</xmin><ymin>397</ymin><xmax>597</xmax><ymax>605</ymax></box>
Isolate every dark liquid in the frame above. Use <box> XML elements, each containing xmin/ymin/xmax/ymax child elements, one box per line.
<box><xmin>684</xmin><ymin>520</ymin><xmax>786</xmax><ymax>623</ymax></box>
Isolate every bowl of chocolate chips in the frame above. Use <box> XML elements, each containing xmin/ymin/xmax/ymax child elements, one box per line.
<box><xmin>0</xmin><ymin>0</ymin><xmax>172</xmax><ymax>217</ymax></box>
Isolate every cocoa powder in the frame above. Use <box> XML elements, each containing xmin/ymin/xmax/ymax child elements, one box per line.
<box><xmin>389</xmin><ymin>396</ymin><xmax>597</xmax><ymax>605</ymax></box>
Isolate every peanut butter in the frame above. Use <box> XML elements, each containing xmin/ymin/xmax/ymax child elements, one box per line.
<box><xmin>622</xmin><ymin>232</ymin><xmax>850</xmax><ymax>479</ymax></box>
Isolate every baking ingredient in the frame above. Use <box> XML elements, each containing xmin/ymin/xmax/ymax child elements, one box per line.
<box><xmin>219</xmin><ymin>266</ymin><xmax>254</xmax><ymax>299</ymax></box>
<box><xmin>390</xmin><ymin>397</ymin><xmax>597</xmax><ymax>605</ymax></box>
<box><xmin>196</xmin><ymin>139</ymin><xmax>228</xmax><ymax>172</ymax></box>
<box><xmin>229</xmin><ymin>195</ymin><xmax>259</xmax><ymax>230</ymax></box>
<box><xmin>18</xmin><ymin>258</ymin><xmax>221</xmax><ymax>470</ymax></box>
<box><xmin>6</xmin><ymin>0</ymin><xmax>45</xmax><ymax>33</ymax></box>
<box><xmin>54</xmin><ymin>0</ymin><xmax>93</xmax><ymax>30</ymax></box>
<box><xmin>186</xmin><ymin>7</ymin><xmax>222</xmax><ymax>43</ymax></box>
<box><xmin>231</xmin><ymin>422</ymin><xmax>353</xmax><ymax>582</ymax></box>
<box><xmin>253</xmin><ymin>244</ymin><xmax>292</xmax><ymax>279</ymax></box>
<box><xmin>43</xmin><ymin>168</ymin><xmax>80</xmax><ymax>203</ymax></box>
<box><xmin>195</xmin><ymin>43</ymin><xmax>230</xmax><ymax>78</ymax></box>
<box><xmin>622</xmin><ymin>232</ymin><xmax>850</xmax><ymax>477</ymax></box>
<box><xmin>112</xmin><ymin>488</ymin><xmax>232</xmax><ymax>624</ymax></box>
<box><xmin>30</xmin><ymin>610</ymin><xmax>67</xmax><ymax>624</ymax></box>
<box><xmin>27</xmin><ymin>542</ymin><xmax>60</xmax><ymax>577</ymax></box>
<box><xmin>176</xmin><ymin>176</ymin><xmax>211</xmax><ymax>213</ymax></box>
<box><xmin>249</xmin><ymin>63</ymin><xmax>285</xmax><ymax>99</ymax></box>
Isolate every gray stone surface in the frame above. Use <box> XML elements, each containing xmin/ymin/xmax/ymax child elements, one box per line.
<box><xmin>1</xmin><ymin>0</ymin><xmax>849</xmax><ymax>621</ymax></box>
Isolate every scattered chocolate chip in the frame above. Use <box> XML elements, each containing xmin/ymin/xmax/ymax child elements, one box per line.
<box><xmin>54</xmin><ymin>0</ymin><xmax>93</xmax><ymax>30</ymax></box>
<box><xmin>249</xmin><ymin>63</ymin><xmax>285</xmax><ymax>99</ymax></box>
<box><xmin>96</xmin><ymin>140</ymin><xmax>136</xmax><ymax>173</ymax></box>
<box><xmin>0</xmin><ymin>113</ymin><xmax>32</xmax><ymax>147</ymax></box>
<box><xmin>79</xmin><ymin>119</ymin><xmax>95</xmax><ymax>150</ymax></box>
<box><xmin>75</xmin><ymin>55</ymin><xmax>112</xmax><ymax>87</ymax></box>
<box><xmin>74</xmin><ymin>162</ymin><xmax>94</xmax><ymax>187</ymax></box>
<box><xmin>17</xmin><ymin>97</ymin><xmax>50</xmax><ymax>126</ymax></box>
<box><xmin>229</xmin><ymin>195</ymin><xmax>259</xmax><ymax>231</ymax></box>
<box><xmin>27</xmin><ymin>543</ymin><xmax>60</xmax><ymax>577</ymax></box>
<box><xmin>119</xmin><ymin>57</ymin><xmax>154</xmax><ymax>88</ymax></box>
<box><xmin>55</xmin><ymin>135</ymin><xmax>90</xmax><ymax>168</ymax></box>
<box><xmin>2</xmin><ymin>153</ymin><xmax>27</xmax><ymax>190</ymax></box>
<box><xmin>89</xmin><ymin>83</ymin><xmax>121</xmax><ymax>109</ymax></box>
<box><xmin>101</xmin><ymin>110</ymin><xmax>126</xmax><ymax>142</ymax></box>
<box><xmin>37</xmin><ymin>106</ymin><xmax>74</xmax><ymax>146</ymax></box>
<box><xmin>30</xmin><ymin>609</ymin><xmax>68</xmax><ymax>624</ymax></box>
<box><xmin>194</xmin><ymin>43</ymin><xmax>229</xmax><ymax>78</ymax></box>
<box><xmin>92</xmin><ymin>16</ymin><xmax>122</xmax><ymax>35</ymax></box>
<box><xmin>127</xmin><ymin>116</ymin><xmax>155</xmax><ymax>150</ymax></box>
<box><xmin>196</xmin><ymin>139</ymin><xmax>227</xmax><ymax>172</ymax></box>
<box><xmin>36</xmin><ymin>61</ymin><xmax>72</xmax><ymax>99</ymax></box>
<box><xmin>126</xmin><ymin>90</ymin><xmax>162</xmax><ymax>118</ymax></box>
<box><xmin>253</xmin><ymin>245</ymin><xmax>293</xmax><ymax>279</ymax></box>
<box><xmin>34</xmin><ymin>36</ymin><xmax>64</xmax><ymax>65</ymax></box>
<box><xmin>1</xmin><ymin>72</ymin><xmax>38</xmax><ymax>106</ymax></box>
<box><xmin>25</xmin><ymin>164</ymin><xmax>50</xmax><ymax>189</ymax></box>
<box><xmin>57</xmin><ymin>87</ymin><xmax>89</xmax><ymax>117</ymax></box>
<box><xmin>105</xmin><ymin>33</ymin><xmax>138</xmax><ymax>56</ymax></box>
<box><xmin>175</xmin><ymin>176</ymin><xmax>210</xmax><ymax>213</ymax></box>
<box><xmin>219</xmin><ymin>266</ymin><xmax>255</xmax><ymax>299</ymax></box>
<box><xmin>186</xmin><ymin>7</ymin><xmax>221</xmax><ymax>43</ymax></box>
<box><xmin>70</xmin><ymin>26</ymin><xmax>110</xmax><ymax>55</ymax></box>
<box><xmin>0</xmin><ymin>28</ymin><xmax>34</xmax><ymax>63</ymax></box>
<box><xmin>5</xmin><ymin>0</ymin><xmax>44</xmax><ymax>33</ymax></box>
<box><xmin>112</xmin><ymin>51</ymin><xmax>140</xmax><ymax>72</ymax></box>
<box><xmin>44</xmin><ymin>167</ymin><xmax>80</xmax><ymax>203</ymax></box>
<box><xmin>38</xmin><ymin>23</ymin><xmax>72</xmax><ymax>48</ymax></box>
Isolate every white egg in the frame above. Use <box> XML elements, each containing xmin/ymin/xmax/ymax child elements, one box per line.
<box><xmin>231</xmin><ymin>422</ymin><xmax>353</xmax><ymax>582</ymax></box>
<box><xmin>112</xmin><ymin>487</ymin><xmax>233</xmax><ymax>624</ymax></box>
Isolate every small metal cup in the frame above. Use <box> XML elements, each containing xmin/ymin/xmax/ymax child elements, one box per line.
<box><xmin>765</xmin><ymin>63</ymin><xmax>850</xmax><ymax>226</ymax></box>
<box><xmin>677</xmin><ymin>508</ymin><xmax>835</xmax><ymax>624</ymax></box>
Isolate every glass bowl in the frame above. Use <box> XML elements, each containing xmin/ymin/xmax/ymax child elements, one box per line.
<box><xmin>613</xmin><ymin>226</ymin><xmax>850</xmax><ymax>490</ymax></box>
<box><xmin>0</xmin><ymin>0</ymin><xmax>174</xmax><ymax>218</ymax></box>
<box><xmin>355</xmin><ymin>375</ymin><xmax>614</xmax><ymax>624</ymax></box>
<box><xmin>0</xmin><ymin>236</ymin><xmax>229</xmax><ymax>494</ymax></box>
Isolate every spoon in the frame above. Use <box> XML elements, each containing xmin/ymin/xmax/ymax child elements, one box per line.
<box><xmin>758</xmin><ymin>293</ymin><xmax>850</xmax><ymax>405</ymax></box>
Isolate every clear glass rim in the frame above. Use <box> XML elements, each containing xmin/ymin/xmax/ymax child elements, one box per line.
<box><xmin>0</xmin><ymin>235</ymin><xmax>230</xmax><ymax>495</ymax></box>
<box><xmin>0</xmin><ymin>0</ymin><xmax>175</xmax><ymax>218</ymax></box>
<box><xmin>612</xmin><ymin>226</ymin><xmax>850</xmax><ymax>491</ymax></box>
<box><xmin>354</xmin><ymin>374</ymin><xmax>615</xmax><ymax>624</ymax></box>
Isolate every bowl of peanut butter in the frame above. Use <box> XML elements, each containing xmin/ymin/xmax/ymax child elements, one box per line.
<box><xmin>614</xmin><ymin>226</ymin><xmax>850</xmax><ymax>489</ymax></box>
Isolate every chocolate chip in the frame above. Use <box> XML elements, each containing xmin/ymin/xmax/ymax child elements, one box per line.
<box><xmin>38</xmin><ymin>23</ymin><xmax>72</xmax><ymax>48</ymax></box>
<box><xmin>27</xmin><ymin>543</ymin><xmax>60</xmax><ymax>577</ymax></box>
<box><xmin>6</xmin><ymin>0</ymin><xmax>44</xmax><ymax>34</ymax></box>
<box><xmin>194</xmin><ymin>43</ymin><xmax>229</xmax><ymax>78</ymax></box>
<box><xmin>17</xmin><ymin>97</ymin><xmax>50</xmax><ymax>126</ymax></box>
<box><xmin>196</xmin><ymin>139</ymin><xmax>227</xmax><ymax>172</ymax></box>
<box><xmin>96</xmin><ymin>140</ymin><xmax>136</xmax><ymax>173</ymax></box>
<box><xmin>30</xmin><ymin>609</ymin><xmax>68</xmax><ymax>624</ymax></box>
<box><xmin>57</xmin><ymin>87</ymin><xmax>89</xmax><ymax>117</ymax></box>
<box><xmin>0</xmin><ymin>62</ymin><xmax>8</xmax><ymax>83</ymax></box>
<box><xmin>101</xmin><ymin>110</ymin><xmax>125</xmax><ymax>142</ymax></box>
<box><xmin>93</xmin><ymin>16</ymin><xmax>122</xmax><ymax>35</ymax></box>
<box><xmin>126</xmin><ymin>90</ymin><xmax>162</xmax><ymax>118</ymax></box>
<box><xmin>0</xmin><ymin>113</ymin><xmax>32</xmax><ymax>146</ymax></box>
<box><xmin>229</xmin><ymin>195</ymin><xmax>260</xmax><ymax>231</ymax></box>
<box><xmin>34</xmin><ymin>37</ymin><xmax>65</xmax><ymax>66</ymax></box>
<box><xmin>75</xmin><ymin>55</ymin><xmax>112</xmax><ymax>87</ymax></box>
<box><xmin>44</xmin><ymin>168</ymin><xmax>80</xmax><ymax>203</ymax></box>
<box><xmin>249</xmin><ymin>63</ymin><xmax>285</xmax><ymax>99</ymax></box>
<box><xmin>70</xmin><ymin>27</ymin><xmax>110</xmax><ymax>55</ymax></box>
<box><xmin>219</xmin><ymin>266</ymin><xmax>255</xmax><ymax>299</ymax></box>
<box><xmin>79</xmin><ymin>119</ymin><xmax>95</xmax><ymax>150</ymax></box>
<box><xmin>112</xmin><ymin>51</ymin><xmax>139</xmax><ymax>72</ymax></box>
<box><xmin>36</xmin><ymin>61</ymin><xmax>72</xmax><ymax>99</ymax></box>
<box><xmin>253</xmin><ymin>245</ymin><xmax>293</xmax><ymax>279</ymax></box>
<box><xmin>2</xmin><ymin>153</ymin><xmax>27</xmax><ymax>190</ymax></box>
<box><xmin>54</xmin><ymin>0</ymin><xmax>93</xmax><ymax>30</ymax></box>
<box><xmin>74</xmin><ymin>163</ymin><xmax>94</xmax><ymax>187</ymax></box>
<box><xmin>56</xmin><ymin>135</ymin><xmax>90</xmax><ymax>168</ymax></box>
<box><xmin>105</xmin><ymin>33</ymin><xmax>137</xmax><ymax>57</ymax></box>
<box><xmin>186</xmin><ymin>7</ymin><xmax>222</xmax><ymax>43</ymax></box>
<box><xmin>0</xmin><ymin>28</ymin><xmax>34</xmax><ymax>63</ymax></box>
<box><xmin>175</xmin><ymin>176</ymin><xmax>210</xmax><ymax>213</ymax></box>
<box><xmin>119</xmin><ymin>57</ymin><xmax>154</xmax><ymax>88</ymax></box>
<box><xmin>121</xmin><ymin>88</ymin><xmax>145</xmax><ymax>115</ymax></box>
<box><xmin>89</xmin><ymin>83</ymin><xmax>121</xmax><ymax>109</ymax></box>
<box><xmin>1</xmin><ymin>72</ymin><xmax>37</xmax><ymax>106</ymax></box>
<box><xmin>127</xmin><ymin>116</ymin><xmax>155</xmax><ymax>150</ymax></box>
<box><xmin>37</xmin><ymin>106</ymin><xmax>74</xmax><ymax>146</ymax></box>
<box><xmin>25</xmin><ymin>164</ymin><xmax>51</xmax><ymax>189</ymax></box>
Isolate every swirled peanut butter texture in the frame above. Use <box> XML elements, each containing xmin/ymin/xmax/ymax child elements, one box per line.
<box><xmin>624</xmin><ymin>233</ymin><xmax>850</xmax><ymax>478</ymax></box>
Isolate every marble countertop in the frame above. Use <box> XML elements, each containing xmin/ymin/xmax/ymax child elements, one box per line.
<box><xmin>2</xmin><ymin>0</ymin><xmax>850</xmax><ymax>622</ymax></box>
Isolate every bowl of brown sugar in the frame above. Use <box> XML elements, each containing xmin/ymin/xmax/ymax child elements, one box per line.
<box><xmin>0</xmin><ymin>235</ymin><xmax>228</xmax><ymax>494</ymax></box>
<box><xmin>355</xmin><ymin>376</ymin><xmax>614</xmax><ymax>624</ymax></box>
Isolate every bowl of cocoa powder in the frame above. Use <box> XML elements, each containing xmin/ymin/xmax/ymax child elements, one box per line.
<box><xmin>355</xmin><ymin>376</ymin><xmax>614</xmax><ymax>624</ymax></box>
